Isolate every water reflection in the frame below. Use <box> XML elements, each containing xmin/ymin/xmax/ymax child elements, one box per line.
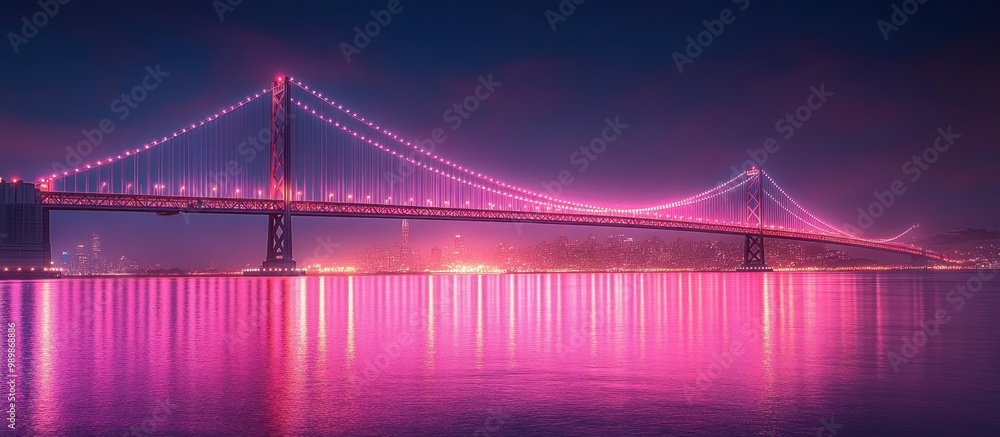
<box><xmin>0</xmin><ymin>272</ymin><xmax>997</xmax><ymax>435</ymax></box>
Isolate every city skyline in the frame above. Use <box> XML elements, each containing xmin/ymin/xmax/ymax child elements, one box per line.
<box><xmin>52</xmin><ymin>223</ymin><xmax>999</xmax><ymax>274</ymax></box>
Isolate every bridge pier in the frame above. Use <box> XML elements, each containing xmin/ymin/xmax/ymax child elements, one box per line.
<box><xmin>909</xmin><ymin>253</ymin><xmax>929</xmax><ymax>269</ymax></box>
<box><xmin>737</xmin><ymin>234</ymin><xmax>772</xmax><ymax>272</ymax></box>
<box><xmin>260</xmin><ymin>212</ymin><xmax>299</xmax><ymax>271</ymax></box>
<box><xmin>0</xmin><ymin>181</ymin><xmax>59</xmax><ymax>278</ymax></box>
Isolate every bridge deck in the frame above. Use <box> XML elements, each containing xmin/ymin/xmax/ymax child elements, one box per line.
<box><xmin>39</xmin><ymin>192</ymin><xmax>945</xmax><ymax>261</ymax></box>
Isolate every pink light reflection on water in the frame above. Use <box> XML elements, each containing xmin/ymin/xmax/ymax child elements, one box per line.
<box><xmin>0</xmin><ymin>272</ymin><xmax>996</xmax><ymax>435</ymax></box>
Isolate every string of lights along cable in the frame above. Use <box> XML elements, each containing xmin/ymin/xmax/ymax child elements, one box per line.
<box><xmin>35</xmin><ymin>76</ymin><xmax>933</xmax><ymax>259</ymax></box>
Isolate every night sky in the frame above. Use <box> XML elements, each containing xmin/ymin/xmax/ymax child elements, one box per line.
<box><xmin>1</xmin><ymin>0</ymin><xmax>997</xmax><ymax>268</ymax></box>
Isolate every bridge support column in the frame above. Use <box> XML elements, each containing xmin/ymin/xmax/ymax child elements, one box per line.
<box><xmin>250</xmin><ymin>75</ymin><xmax>303</xmax><ymax>276</ymax></box>
<box><xmin>737</xmin><ymin>168</ymin><xmax>772</xmax><ymax>272</ymax></box>
<box><xmin>1</xmin><ymin>181</ymin><xmax>59</xmax><ymax>278</ymax></box>
<box><xmin>910</xmin><ymin>249</ymin><xmax>930</xmax><ymax>269</ymax></box>
<box><xmin>740</xmin><ymin>234</ymin><xmax>771</xmax><ymax>271</ymax></box>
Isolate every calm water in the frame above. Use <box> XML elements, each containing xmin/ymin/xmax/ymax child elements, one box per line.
<box><xmin>1</xmin><ymin>272</ymin><xmax>998</xmax><ymax>436</ymax></box>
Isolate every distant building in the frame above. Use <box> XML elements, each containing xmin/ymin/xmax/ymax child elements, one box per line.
<box><xmin>74</xmin><ymin>244</ymin><xmax>88</xmax><ymax>274</ymax></box>
<box><xmin>90</xmin><ymin>233</ymin><xmax>105</xmax><ymax>274</ymax></box>
<box><xmin>400</xmin><ymin>219</ymin><xmax>413</xmax><ymax>270</ymax></box>
<box><xmin>429</xmin><ymin>247</ymin><xmax>443</xmax><ymax>269</ymax></box>
<box><xmin>401</xmin><ymin>219</ymin><xmax>411</xmax><ymax>246</ymax></box>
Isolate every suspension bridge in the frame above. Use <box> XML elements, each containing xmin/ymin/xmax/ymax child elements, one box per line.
<box><xmin>2</xmin><ymin>75</ymin><xmax>944</xmax><ymax>276</ymax></box>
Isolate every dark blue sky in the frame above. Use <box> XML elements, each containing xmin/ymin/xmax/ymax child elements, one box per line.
<box><xmin>1</xmin><ymin>0</ymin><xmax>997</xmax><ymax>268</ymax></box>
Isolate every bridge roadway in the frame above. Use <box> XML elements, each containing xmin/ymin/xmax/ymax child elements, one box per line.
<box><xmin>40</xmin><ymin>191</ymin><xmax>945</xmax><ymax>261</ymax></box>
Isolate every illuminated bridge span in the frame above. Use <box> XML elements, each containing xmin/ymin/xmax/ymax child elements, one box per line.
<box><xmin>29</xmin><ymin>76</ymin><xmax>944</xmax><ymax>273</ymax></box>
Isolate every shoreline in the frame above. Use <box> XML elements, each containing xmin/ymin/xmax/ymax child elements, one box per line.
<box><xmin>1</xmin><ymin>267</ymin><xmax>989</xmax><ymax>280</ymax></box>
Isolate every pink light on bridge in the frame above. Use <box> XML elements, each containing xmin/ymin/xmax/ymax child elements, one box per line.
<box><xmin>290</xmin><ymin>79</ymin><xmax>602</xmax><ymax>211</ymax></box>
<box><xmin>28</xmin><ymin>74</ymin><xmax>939</xmax><ymax>262</ymax></box>
<box><xmin>38</xmin><ymin>87</ymin><xmax>272</xmax><ymax>184</ymax></box>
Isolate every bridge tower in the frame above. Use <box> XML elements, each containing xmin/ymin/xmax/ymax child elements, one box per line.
<box><xmin>258</xmin><ymin>75</ymin><xmax>301</xmax><ymax>274</ymax></box>
<box><xmin>738</xmin><ymin>168</ymin><xmax>772</xmax><ymax>272</ymax></box>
